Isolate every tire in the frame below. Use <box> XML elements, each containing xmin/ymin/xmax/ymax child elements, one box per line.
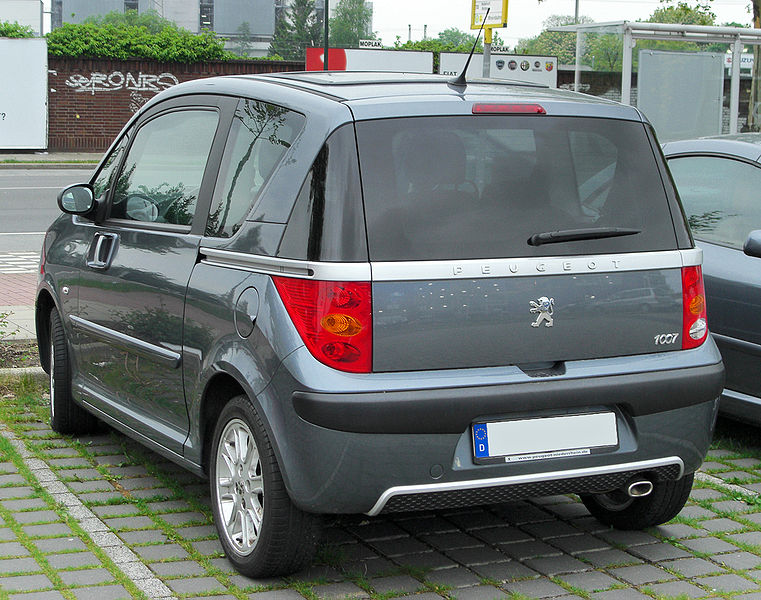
<box><xmin>49</xmin><ymin>308</ymin><xmax>99</xmax><ymax>435</ymax></box>
<box><xmin>209</xmin><ymin>395</ymin><xmax>321</xmax><ymax>577</ymax></box>
<box><xmin>581</xmin><ymin>473</ymin><xmax>694</xmax><ymax>530</ymax></box>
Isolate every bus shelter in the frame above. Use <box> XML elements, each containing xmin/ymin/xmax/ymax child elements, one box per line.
<box><xmin>551</xmin><ymin>21</ymin><xmax>761</xmax><ymax>134</ymax></box>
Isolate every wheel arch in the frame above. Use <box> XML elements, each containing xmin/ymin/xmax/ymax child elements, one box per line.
<box><xmin>35</xmin><ymin>289</ymin><xmax>56</xmax><ymax>373</ymax></box>
<box><xmin>199</xmin><ymin>372</ymin><xmax>247</xmax><ymax>476</ymax></box>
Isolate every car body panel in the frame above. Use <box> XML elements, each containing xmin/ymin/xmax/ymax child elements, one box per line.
<box><xmin>37</xmin><ymin>72</ymin><xmax>723</xmax><ymax>523</ymax></box>
<box><xmin>664</xmin><ymin>135</ymin><xmax>761</xmax><ymax>423</ymax></box>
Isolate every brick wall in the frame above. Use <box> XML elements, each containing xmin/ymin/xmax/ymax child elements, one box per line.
<box><xmin>48</xmin><ymin>57</ymin><xmax>304</xmax><ymax>151</ymax></box>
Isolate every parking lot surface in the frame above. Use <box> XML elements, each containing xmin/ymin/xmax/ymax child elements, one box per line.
<box><xmin>0</xmin><ymin>385</ymin><xmax>760</xmax><ymax>599</ymax></box>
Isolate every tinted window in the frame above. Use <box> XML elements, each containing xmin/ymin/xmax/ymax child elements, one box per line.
<box><xmin>356</xmin><ymin>116</ymin><xmax>677</xmax><ymax>260</ymax></box>
<box><xmin>668</xmin><ymin>155</ymin><xmax>761</xmax><ymax>249</ymax></box>
<box><xmin>278</xmin><ymin>124</ymin><xmax>367</xmax><ymax>262</ymax></box>
<box><xmin>92</xmin><ymin>135</ymin><xmax>128</xmax><ymax>201</ymax></box>
<box><xmin>206</xmin><ymin>99</ymin><xmax>304</xmax><ymax>238</ymax></box>
<box><xmin>110</xmin><ymin>109</ymin><xmax>218</xmax><ymax>226</ymax></box>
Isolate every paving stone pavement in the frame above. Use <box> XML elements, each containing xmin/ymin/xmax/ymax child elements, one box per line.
<box><xmin>1</xmin><ymin>412</ymin><xmax>761</xmax><ymax>598</ymax></box>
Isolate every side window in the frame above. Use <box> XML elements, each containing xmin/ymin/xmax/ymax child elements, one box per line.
<box><xmin>110</xmin><ymin>109</ymin><xmax>219</xmax><ymax>226</ymax></box>
<box><xmin>668</xmin><ymin>155</ymin><xmax>761</xmax><ymax>249</ymax></box>
<box><xmin>205</xmin><ymin>99</ymin><xmax>304</xmax><ymax>238</ymax></box>
<box><xmin>91</xmin><ymin>134</ymin><xmax>129</xmax><ymax>201</ymax></box>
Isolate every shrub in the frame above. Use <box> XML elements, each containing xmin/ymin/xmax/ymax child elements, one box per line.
<box><xmin>46</xmin><ymin>22</ymin><xmax>236</xmax><ymax>62</ymax></box>
<box><xmin>0</xmin><ymin>21</ymin><xmax>35</xmax><ymax>38</ymax></box>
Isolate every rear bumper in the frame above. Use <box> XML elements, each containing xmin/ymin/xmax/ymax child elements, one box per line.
<box><xmin>260</xmin><ymin>345</ymin><xmax>722</xmax><ymax>514</ymax></box>
<box><xmin>292</xmin><ymin>361</ymin><xmax>725</xmax><ymax>434</ymax></box>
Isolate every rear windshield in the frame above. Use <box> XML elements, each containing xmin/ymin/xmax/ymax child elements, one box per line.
<box><xmin>356</xmin><ymin>115</ymin><xmax>678</xmax><ymax>261</ymax></box>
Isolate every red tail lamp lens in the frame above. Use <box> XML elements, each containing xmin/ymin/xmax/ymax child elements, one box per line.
<box><xmin>682</xmin><ymin>266</ymin><xmax>708</xmax><ymax>350</ymax></box>
<box><xmin>273</xmin><ymin>277</ymin><xmax>372</xmax><ymax>373</ymax></box>
<box><xmin>472</xmin><ymin>103</ymin><xmax>547</xmax><ymax>114</ymax></box>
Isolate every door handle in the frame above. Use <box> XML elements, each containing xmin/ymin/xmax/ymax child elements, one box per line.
<box><xmin>87</xmin><ymin>232</ymin><xmax>119</xmax><ymax>270</ymax></box>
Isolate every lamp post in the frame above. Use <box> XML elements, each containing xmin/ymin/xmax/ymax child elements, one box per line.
<box><xmin>324</xmin><ymin>0</ymin><xmax>330</xmax><ymax>70</ymax></box>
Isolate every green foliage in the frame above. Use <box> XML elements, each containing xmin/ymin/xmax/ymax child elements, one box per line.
<box><xmin>0</xmin><ymin>21</ymin><xmax>34</xmax><ymax>38</ymax></box>
<box><xmin>639</xmin><ymin>0</ymin><xmax>719</xmax><ymax>56</ymax></box>
<box><xmin>436</xmin><ymin>27</ymin><xmax>483</xmax><ymax>51</ymax></box>
<box><xmin>647</xmin><ymin>0</ymin><xmax>716</xmax><ymax>25</ymax></box>
<box><xmin>329</xmin><ymin>0</ymin><xmax>374</xmax><ymax>48</ymax></box>
<box><xmin>269</xmin><ymin>0</ymin><xmax>322</xmax><ymax>60</ymax></box>
<box><xmin>516</xmin><ymin>15</ymin><xmax>594</xmax><ymax>66</ymax></box>
<box><xmin>46</xmin><ymin>21</ymin><xmax>234</xmax><ymax>61</ymax></box>
<box><xmin>82</xmin><ymin>9</ymin><xmax>175</xmax><ymax>33</ymax></box>
<box><xmin>393</xmin><ymin>38</ymin><xmax>481</xmax><ymax>72</ymax></box>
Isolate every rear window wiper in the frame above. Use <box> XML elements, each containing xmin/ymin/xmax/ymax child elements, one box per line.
<box><xmin>527</xmin><ymin>227</ymin><xmax>641</xmax><ymax>246</ymax></box>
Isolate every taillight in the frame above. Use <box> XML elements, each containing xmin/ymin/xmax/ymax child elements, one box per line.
<box><xmin>273</xmin><ymin>277</ymin><xmax>372</xmax><ymax>373</ymax></box>
<box><xmin>682</xmin><ymin>266</ymin><xmax>707</xmax><ymax>350</ymax></box>
<box><xmin>39</xmin><ymin>243</ymin><xmax>45</xmax><ymax>275</ymax></box>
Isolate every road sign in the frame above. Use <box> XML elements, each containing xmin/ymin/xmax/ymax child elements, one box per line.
<box><xmin>306</xmin><ymin>48</ymin><xmax>433</xmax><ymax>73</ymax></box>
<box><xmin>439</xmin><ymin>53</ymin><xmax>558</xmax><ymax>87</ymax></box>
<box><xmin>472</xmin><ymin>0</ymin><xmax>508</xmax><ymax>29</ymax></box>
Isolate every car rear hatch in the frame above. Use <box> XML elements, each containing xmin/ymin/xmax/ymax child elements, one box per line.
<box><xmin>355</xmin><ymin>107</ymin><xmax>701</xmax><ymax>372</ymax></box>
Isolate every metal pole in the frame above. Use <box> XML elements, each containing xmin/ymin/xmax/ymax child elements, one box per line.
<box><xmin>483</xmin><ymin>28</ymin><xmax>492</xmax><ymax>78</ymax></box>
<box><xmin>323</xmin><ymin>0</ymin><xmax>329</xmax><ymax>70</ymax></box>
<box><xmin>621</xmin><ymin>26</ymin><xmax>633</xmax><ymax>105</ymax></box>
<box><xmin>575</xmin><ymin>0</ymin><xmax>579</xmax><ymax>24</ymax></box>
<box><xmin>574</xmin><ymin>29</ymin><xmax>582</xmax><ymax>92</ymax></box>
<box><xmin>730</xmin><ymin>35</ymin><xmax>742</xmax><ymax>134</ymax></box>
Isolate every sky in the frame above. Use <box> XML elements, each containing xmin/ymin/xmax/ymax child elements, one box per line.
<box><xmin>371</xmin><ymin>0</ymin><xmax>753</xmax><ymax>48</ymax></box>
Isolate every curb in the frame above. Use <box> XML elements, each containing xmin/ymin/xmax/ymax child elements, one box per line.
<box><xmin>0</xmin><ymin>366</ymin><xmax>46</xmax><ymax>379</ymax></box>
<box><xmin>0</xmin><ymin>163</ymin><xmax>97</xmax><ymax>170</ymax></box>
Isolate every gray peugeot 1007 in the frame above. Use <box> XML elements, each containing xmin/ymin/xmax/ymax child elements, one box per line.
<box><xmin>37</xmin><ymin>71</ymin><xmax>724</xmax><ymax>576</ymax></box>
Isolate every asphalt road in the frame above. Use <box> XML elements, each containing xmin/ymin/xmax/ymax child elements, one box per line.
<box><xmin>0</xmin><ymin>168</ymin><xmax>93</xmax><ymax>252</ymax></box>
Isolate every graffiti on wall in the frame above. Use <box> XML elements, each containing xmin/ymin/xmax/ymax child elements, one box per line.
<box><xmin>65</xmin><ymin>71</ymin><xmax>179</xmax><ymax>95</ymax></box>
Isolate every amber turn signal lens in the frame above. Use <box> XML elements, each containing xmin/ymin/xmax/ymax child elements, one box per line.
<box><xmin>688</xmin><ymin>295</ymin><xmax>705</xmax><ymax>316</ymax></box>
<box><xmin>321</xmin><ymin>313</ymin><xmax>363</xmax><ymax>336</ymax></box>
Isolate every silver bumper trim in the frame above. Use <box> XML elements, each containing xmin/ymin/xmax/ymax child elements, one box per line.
<box><xmin>366</xmin><ymin>456</ymin><xmax>685</xmax><ymax>516</ymax></box>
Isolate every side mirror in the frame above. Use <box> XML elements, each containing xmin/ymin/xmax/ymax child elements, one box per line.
<box><xmin>744</xmin><ymin>230</ymin><xmax>761</xmax><ymax>259</ymax></box>
<box><xmin>58</xmin><ymin>184</ymin><xmax>95</xmax><ymax>215</ymax></box>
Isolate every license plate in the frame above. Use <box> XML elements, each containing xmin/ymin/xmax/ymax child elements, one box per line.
<box><xmin>473</xmin><ymin>412</ymin><xmax>618</xmax><ymax>463</ymax></box>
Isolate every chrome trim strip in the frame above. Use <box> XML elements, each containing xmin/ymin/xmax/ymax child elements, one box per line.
<box><xmin>69</xmin><ymin>315</ymin><xmax>182</xmax><ymax>369</ymax></box>
<box><xmin>198</xmin><ymin>248</ymin><xmax>701</xmax><ymax>282</ymax></box>
<box><xmin>200</xmin><ymin>248</ymin><xmax>371</xmax><ymax>281</ymax></box>
<box><xmin>371</xmin><ymin>249</ymin><xmax>702</xmax><ymax>281</ymax></box>
<box><xmin>366</xmin><ymin>456</ymin><xmax>685</xmax><ymax>516</ymax></box>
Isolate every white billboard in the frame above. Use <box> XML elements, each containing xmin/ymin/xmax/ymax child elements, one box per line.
<box><xmin>0</xmin><ymin>38</ymin><xmax>47</xmax><ymax>150</ymax></box>
<box><xmin>2</xmin><ymin>0</ymin><xmax>43</xmax><ymax>35</ymax></box>
<box><xmin>306</xmin><ymin>48</ymin><xmax>433</xmax><ymax>73</ymax></box>
<box><xmin>440</xmin><ymin>53</ymin><xmax>558</xmax><ymax>87</ymax></box>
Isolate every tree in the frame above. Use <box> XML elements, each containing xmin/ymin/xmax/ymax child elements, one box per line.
<box><xmin>437</xmin><ymin>27</ymin><xmax>482</xmax><ymax>50</ymax></box>
<box><xmin>83</xmin><ymin>9</ymin><xmax>176</xmax><ymax>33</ymax></box>
<box><xmin>516</xmin><ymin>15</ymin><xmax>594</xmax><ymax>65</ymax></box>
<box><xmin>637</xmin><ymin>1</ymin><xmax>718</xmax><ymax>59</ymax></box>
<box><xmin>329</xmin><ymin>0</ymin><xmax>374</xmax><ymax>48</ymax></box>
<box><xmin>749</xmin><ymin>0</ymin><xmax>761</xmax><ymax>131</ymax></box>
<box><xmin>269</xmin><ymin>0</ymin><xmax>322</xmax><ymax>60</ymax></box>
<box><xmin>232</xmin><ymin>22</ymin><xmax>254</xmax><ymax>57</ymax></box>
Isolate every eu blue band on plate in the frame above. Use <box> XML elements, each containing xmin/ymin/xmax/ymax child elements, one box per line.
<box><xmin>473</xmin><ymin>423</ymin><xmax>489</xmax><ymax>458</ymax></box>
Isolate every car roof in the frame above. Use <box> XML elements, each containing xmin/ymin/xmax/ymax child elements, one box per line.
<box><xmin>662</xmin><ymin>134</ymin><xmax>761</xmax><ymax>163</ymax></box>
<box><xmin>147</xmin><ymin>71</ymin><xmax>646</xmax><ymax>123</ymax></box>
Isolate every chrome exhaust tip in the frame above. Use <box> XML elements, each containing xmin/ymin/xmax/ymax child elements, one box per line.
<box><xmin>627</xmin><ymin>479</ymin><xmax>654</xmax><ymax>498</ymax></box>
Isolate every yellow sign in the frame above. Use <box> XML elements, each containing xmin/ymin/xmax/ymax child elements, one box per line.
<box><xmin>471</xmin><ymin>0</ymin><xmax>508</xmax><ymax>29</ymax></box>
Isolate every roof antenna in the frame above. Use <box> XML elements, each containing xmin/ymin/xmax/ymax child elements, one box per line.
<box><xmin>449</xmin><ymin>7</ymin><xmax>489</xmax><ymax>89</ymax></box>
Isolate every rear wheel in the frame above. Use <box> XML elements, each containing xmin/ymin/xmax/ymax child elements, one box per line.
<box><xmin>49</xmin><ymin>308</ymin><xmax>99</xmax><ymax>434</ymax></box>
<box><xmin>209</xmin><ymin>395</ymin><xmax>321</xmax><ymax>577</ymax></box>
<box><xmin>581</xmin><ymin>473</ymin><xmax>694</xmax><ymax>530</ymax></box>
